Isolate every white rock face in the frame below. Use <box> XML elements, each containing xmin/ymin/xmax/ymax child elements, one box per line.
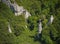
<box><xmin>38</xmin><ymin>19</ymin><xmax>42</xmax><ymax>34</ymax></box>
<box><xmin>12</xmin><ymin>3</ymin><xmax>24</xmax><ymax>16</ymax></box>
<box><xmin>25</xmin><ymin>11</ymin><xmax>31</xmax><ymax>19</ymax></box>
<box><xmin>2</xmin><ymin>0</ymin><xmax>31</xmax><ymax>19</ymax></box>
<box><xmin>12</xmin><ymin>3</ymin><xmax>31</xmax><ymax>19</ymax></box>
<box><xmin>8</xmin><ymin>24</ymin><xmax>12</xmax><ymax>33</ymax></box>
<box><xmin>50</xmin><ymin>15</ymin><xmax>54</xmax><ymax>24</ymax></box>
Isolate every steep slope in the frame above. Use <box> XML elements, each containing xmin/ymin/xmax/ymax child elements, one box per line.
<box><xmin>16</xmin><ymin>0</ymin><xmax>60</xmax><ymax>44</ymax></box>
<box><xmin>0</xmin><ymin>0</ymin><xmax>60</xmax><ymax>44</ymax></box>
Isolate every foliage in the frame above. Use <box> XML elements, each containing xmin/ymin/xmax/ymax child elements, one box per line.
<box><xmin>0</xmin><ymin>0</ymin><xmax>60</xmax><ymax>44</ymax></box>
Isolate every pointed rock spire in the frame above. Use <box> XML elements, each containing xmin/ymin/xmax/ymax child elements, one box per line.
<box><xmin>38</xmin><ymin>19</ymin><xmax>42</xmax><ymax>34</ymax></box>
<box><xmin>47</xmin><ymin>15</ymin><xmax>54</xmax><ymax>25</ymax></box>
<box><xmin>37</xmin><ymin>19</ymin><xmax>43</xmax><ymax>38</ymax></box>
<box><xmin>50</xmin><ymin>15</ymin><xmax>54</xmax><ymax>24</ymax></box>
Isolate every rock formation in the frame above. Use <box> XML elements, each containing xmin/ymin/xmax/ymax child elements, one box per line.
<box><xmin>1</xmin><ymin>0</ymin><xmax>31</xmax><ymax>19</ymax></box>
<box><xmin>50</xmin><ymin>15</ymin><xmax>54</xmax><ymax>24</ymax></box>
<box><xmin>8</xmin><ymin>23</ymin><xmax>12</xmax><ymax>33</ymax></box>
<box><xmin>38</xmin><ymin>19</ymin><xmax>42</xmax><ymax>34</ymax></box>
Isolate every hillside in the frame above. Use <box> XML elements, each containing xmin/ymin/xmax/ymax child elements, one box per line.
<box><xmin>0</xmin><ymin>0</ymin><xmax>60</xmax><ymax>44</ymax></box>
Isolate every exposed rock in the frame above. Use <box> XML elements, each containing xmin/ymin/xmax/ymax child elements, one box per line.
<box><xmin>8</xmin><ymin>23</ymin><xmax>12</xmax><ymax>33</ymax></box>
<box><xmin>48</xmin><ymin>15</ymin><xmax>54</xmax><ymax>25</ymax></box>
<box><xmin>12</xmin><ymin>2</ymin><xmax>31</xmax><ymax>19</ymax></box>
<box><xmin>1</xmin><ymin>0</ymin><xmax>31</xmax><ymax>19</ymax></box>
<box><xmin>46</xmin><ymin>15</ymin><xmax>54</xmax><ymax>26</ymax></box>
<box><xmin>50</xmin><ymin>15</ymin><xmax>54</xmax><ymax>24</ymax></box>
<box><xmin>25</xmin><ymin>10</ymin><xmax>31</xmax><ymax>19</ymax></box>
<box><xmin>38</xmin><ymin>19</ymin><xmax>42</xmax><ymax>34</ymax></box>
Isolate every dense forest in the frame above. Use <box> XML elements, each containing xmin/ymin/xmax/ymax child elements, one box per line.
<box><xmin>0</xmin><ymin>0</ymin><xmax>60</xmax><ymax>44</ymax></box>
